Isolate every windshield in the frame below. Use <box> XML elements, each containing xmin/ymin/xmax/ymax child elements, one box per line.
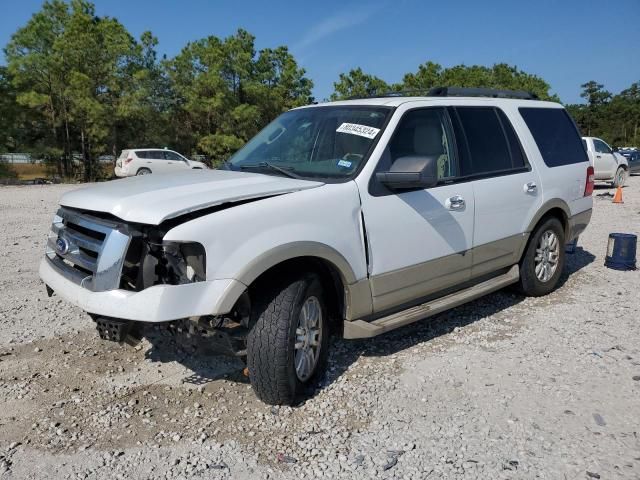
<box><xmin>227</xmin><ymin>106</ymin><xmax>391</xmax><ymax>179</ymax></box>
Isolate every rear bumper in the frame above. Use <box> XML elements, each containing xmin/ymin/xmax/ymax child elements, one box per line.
<box><xmin>39</xmin><ymin>257</ymin><xmax>246</xmax><ymax>322</ymax></box>
<box><xmin>567</xmin><ymin>208</ymin><xmax>592</xmax><ymax>242</ymax></box>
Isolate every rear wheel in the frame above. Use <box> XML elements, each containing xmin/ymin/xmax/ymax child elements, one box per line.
<box><xmin>247</xmin><ymin>273</ymin><xmax>329</xmax><ymax>405</ymax></box>
<box><xmin>612</xmin><ymin>167</ymin><xmax>627</xmax><ymax>188</ymax></box>
<box><xmin>136</xmin><ymin>167</ymin><xmax>151</xmax><ymax>176</ymax></box>
<box><xmin>517</xmin><ymin>217</ymin><xmax>565</xmax><ymax>296</ymax></box>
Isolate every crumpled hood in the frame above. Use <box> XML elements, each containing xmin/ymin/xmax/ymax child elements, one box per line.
<box><xmin>59</xmin><ymin>169</ymin><xmax>324</xmax><ymax>224</ymax></box>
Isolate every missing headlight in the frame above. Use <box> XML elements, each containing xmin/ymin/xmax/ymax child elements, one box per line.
<box><xmin>120</xmin><ymin>237</ymin><xmax>206</xmax><ymax>291</ymax></box>
<box><xmin>155</xmin><ymin>241</ymin><xmax>206</xmax><ymax>285</ymax></box>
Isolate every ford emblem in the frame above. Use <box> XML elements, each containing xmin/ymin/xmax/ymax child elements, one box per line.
<box><xmin>56</xmin><ymin>237</ymin><xmax>70</xmax><ymax>255</ymax></box>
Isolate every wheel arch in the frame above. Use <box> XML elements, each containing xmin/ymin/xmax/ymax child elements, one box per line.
<box><xmin>519</xmin><ymin>200</ymin><xmax>571</xmax><ymax>264</ymax></box>
<box><xmin>526</xmin><ymin>199</ymin><xmax>570</xmax><ymax>239</ymax></box>
<box><xmin>219</xmin><ymin>242</ymin><xmax>361</xmax><ymax>329</ymax></box>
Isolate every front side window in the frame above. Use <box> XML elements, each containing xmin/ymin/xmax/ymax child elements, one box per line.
<box><xmin>228</xmin><ymin>106</ymin><xmax>391</xmax><ymax>180</ymax></box>
<box><xmin>387</xmin><ymin>108</ymin><xmax>455</xmax><ymax>179</ymax></box>
<box><xmin>165</xmin><ymin>151</ymin><xmax>183</xmax><ymax>161</ymax></box>
<box><xmin>593</xmin><ymin>139</ymin><xmax>611</xmax><ymax>154</ymax></box>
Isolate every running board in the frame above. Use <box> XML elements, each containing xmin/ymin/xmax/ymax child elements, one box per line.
<box><xmin>343</xmin><ymin>265</ymin><xmax>519</xmax><ymax>339</ymax></box>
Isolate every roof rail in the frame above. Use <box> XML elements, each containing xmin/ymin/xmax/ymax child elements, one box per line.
<box><xmin>427</xmin><ymin>86</ymin><xmax>539</xmax><ymax>100</ymax></box>
<box><xmin>346</xmin><ymin>87</ymin><xmax>539</xmax><ymax>101</ymax></box>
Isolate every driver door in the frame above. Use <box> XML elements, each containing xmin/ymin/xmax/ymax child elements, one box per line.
<box><xmin>357</xmin><ymin>107</ymin><xmax>475</xmax><ymax>314</ymax></box>
<box><xmin>592</xmin><ymin>138</ymin><xmax>617</xmax><ymax>179</ymax></box>
<box><xmin>164</xmin><ymin>150</ymin><xmax>191</xmax><ymax>171</ymax></box>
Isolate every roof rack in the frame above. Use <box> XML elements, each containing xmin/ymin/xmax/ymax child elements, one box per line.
<box><xmin>427</xmin><ymin>86</ymin><xmax>539</xmax><ymax>100</ymax></box>
<box><xmin>347</xmin><ymin>87</ymin><xmax>539</xmax><ymax>101</ymax></box>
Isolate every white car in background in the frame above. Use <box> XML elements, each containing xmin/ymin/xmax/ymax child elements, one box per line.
<box><xmin>581</xmin><ymin>137</ymin><xmax>628</xmax><ymax>187</ymax></box>
<box><xmin>115</xmin><ymin>149</ymin><xmax>208</xmax><ymax>177</ymax></box>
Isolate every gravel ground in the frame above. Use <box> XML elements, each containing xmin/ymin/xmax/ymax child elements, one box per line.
<box><xmin>1</xmin><ymin>178</ymin><xmax>639</xmax><ymax>479</ymax></box>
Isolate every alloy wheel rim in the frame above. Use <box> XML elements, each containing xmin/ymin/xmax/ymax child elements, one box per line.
<box><xmin>294</xmin><ymin>296</ymin><xmax>322</xmax><ymax>382</ymax></box>
<box><xmin>534</xmin><ymin>230</ymin><xmax>560</xmax><ymax>282</ymax></box>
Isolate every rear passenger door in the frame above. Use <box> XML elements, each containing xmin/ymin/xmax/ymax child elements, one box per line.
<box><xmin>147</xmin><ymin>150</ymin><xmax>172</xmax><ymax>173</ymax></box>
<box><xmin>449</xmin><ymin>106</ymin><xmax>542</xmax><ymax>278</ymax></box>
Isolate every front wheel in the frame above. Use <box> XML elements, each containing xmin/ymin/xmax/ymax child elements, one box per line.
<box><xmin>517</xmin><ymin>217</ymin><xmax>565</xmax><ymax>297</ymax></box>
<box><xmin>612</xmin><ymin>167</ymin><xmax>627</xmax><ymax>188</ymax></box>
<box><xmin>247</xmin><ymin>273</ymin><xmax>329</xmax><ymax>405</ymax></box>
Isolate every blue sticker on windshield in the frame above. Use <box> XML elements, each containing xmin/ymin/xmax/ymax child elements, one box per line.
<box><xmin>337</xmin><ymin>159</ymin><xmax>352</xmax><ymax>168</ymax></box>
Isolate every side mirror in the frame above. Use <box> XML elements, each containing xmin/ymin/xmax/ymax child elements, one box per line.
<box><xmin>376</xmin><ymin>155</ymin><xmax>439</xmax><ymax>190</ymax></box>
<box><xmin>612</xmin><ymin>146</ymin><xmax>619</xmax><ymax>152</ymax></box>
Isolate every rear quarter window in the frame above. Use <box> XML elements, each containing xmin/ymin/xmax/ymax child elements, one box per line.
<box><xmin>519</xmin><ymin>107</ymin><xmax>588</xmax><ymax>167</ymax></box>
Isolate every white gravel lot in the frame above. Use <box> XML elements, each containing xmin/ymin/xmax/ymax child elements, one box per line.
<box><xmin>0</xmin><ymin>178</ymin><xmax>639</xmax><ymax>479</ymax></box>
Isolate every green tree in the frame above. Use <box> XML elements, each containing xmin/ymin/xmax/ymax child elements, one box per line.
<box><xmin>4</xmin><ymin>0</ymin><xmax>70</xmax><ymax>174</ymax></box>
<box><xmin>330</xmin><ymin>67</ymin><xmax>390</xmax><ymax>100</ymax></box>
<box><xmin>167</xmin><ymin>29</ymin><xmax>312</xmax><ymax>164</ymax></box>
<box><xmin>568</xmin><ymin>80</ymin><xmax>639</xmax><ymax>146</ymax></box>
<box><xmin>5</xmin><ymin>0</ymin><xmax>143</xmax><ymax>179</ymax></box>
<box><xmin>331</xmin><ymin>62</ymin><xmax>558</xmax><ymax>101</ymax></box>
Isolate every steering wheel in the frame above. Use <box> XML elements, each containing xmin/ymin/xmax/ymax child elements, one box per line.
<box><xmin>342</xmin><ymin>153</ymin><xmax>363</xmax><ymax>162</ymax></box>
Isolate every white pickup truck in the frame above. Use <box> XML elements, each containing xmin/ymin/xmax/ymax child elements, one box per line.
<box><xmin>582</xmin><ymin>136</ymin><xmax>629</xmax><ymax>187</ymax></box>
<box><xmin>40</xmin><ymin>88</ymin><xmax>593</xmax><ymax>405</ymax></box>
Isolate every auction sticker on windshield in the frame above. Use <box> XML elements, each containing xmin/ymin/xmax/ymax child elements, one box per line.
<box><xmin>336</xmin><ymin>123</ymin><xmax>380</xmax><ymax>139</ymax></box>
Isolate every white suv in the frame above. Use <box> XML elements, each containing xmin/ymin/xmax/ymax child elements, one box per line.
<box><xmin>582</xmin><ymin>136</ymin><xmax>629</xmax><ymax>187</ymax></box>
<box><xmin>40</xmin><ymin>88</ymin><xmax>593</xmax><ymax>405</ymax></box>
<box><xmin>114</xmin><ymin>148</ymin><xmax>208</xmax><ymax>177</ymax></box>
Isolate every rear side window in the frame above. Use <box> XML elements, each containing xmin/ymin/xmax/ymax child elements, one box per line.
<box><xmin>519</xmin><ymin>108</ymin><xmax>588</xmax><ymax>167</ymax></box>
<box><xmin>453</xmin><ymin>107</ymin><xmax>515</xmax><ymax>175</ymax></box>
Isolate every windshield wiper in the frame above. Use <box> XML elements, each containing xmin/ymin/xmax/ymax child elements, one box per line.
<box><xmin>239</xmin><ymin>161</ymin><xmax>302</xmax><ymax>179</ymax></box>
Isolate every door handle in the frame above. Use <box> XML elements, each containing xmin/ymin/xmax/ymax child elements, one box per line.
<box><xmin>524</xmin><ymin>181</ymin><xmax>537</xmax><ymax>193</ymax></box>
<box><xmin>596</xmin><ymin>155</ymin><xmax>601</xmax><ymax>158</ymax></box>
<box><xmin>167</xmin><ymin>162</ymin><xmax>173</xmax><ymax>164</ymax></box>
<box><xmin>446</xmin><ymin>195</ymin><xmax>465</xmax><ymax>210</ymax></box>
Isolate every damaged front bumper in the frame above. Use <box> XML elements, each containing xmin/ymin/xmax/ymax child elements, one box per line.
<box><xmin>40</xmin><ymin>256</ymin><xmax>246</xmax><ymax>322</ymax></box>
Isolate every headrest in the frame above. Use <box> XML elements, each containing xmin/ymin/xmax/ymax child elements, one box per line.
<box><xmin>413</xmin><ymin>121</ymin><xmax>444</xmax><ymax>156</ymax></box>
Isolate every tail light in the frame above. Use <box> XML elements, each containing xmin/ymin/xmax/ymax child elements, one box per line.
<box><xmin>125</xmin><ymin>157</ymin><xmax>133</xmax><ymax>165</ymax></box>
<box><xmin>584</xmin><ymin>166</ymin><xmax>594</xmax><ymax>196</ymax></box>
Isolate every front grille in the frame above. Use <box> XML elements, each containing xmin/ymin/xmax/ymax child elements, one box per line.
<box><xmin>45</xmin><ymin>208</ymin><xmax>132</xmax><ymax>291</ymax></box>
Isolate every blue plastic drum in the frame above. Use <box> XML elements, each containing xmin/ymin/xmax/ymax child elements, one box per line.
<box><xmin>604</xmin><ymin>233</ymin><xmax>637</xmax><ymax>271</ymax></box>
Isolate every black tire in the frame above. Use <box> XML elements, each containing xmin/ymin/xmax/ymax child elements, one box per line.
<box><xmin>136</xmin><ymin>167</ymin><xmax>151</xmax><ymax>176</ymax></box>
<box><xmin>247</xmin><ymin>273</ymin><xmax>329</xmax><ymax>405</ymax></box>
<box><xmin>612</xmin><ymin>167</ymin><xmax>627</xmax><ymax>188</ymax></box>
<box><xmin>517</xmin><ymin>217</ymin><xmax>565</xmax><ymax>297</ymax></box>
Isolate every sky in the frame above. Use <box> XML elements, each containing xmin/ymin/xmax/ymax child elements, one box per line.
<box><xmin>1</xmin><ymin>0</ymin><xmax>638</xmax><ymax>103</ymax></box>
